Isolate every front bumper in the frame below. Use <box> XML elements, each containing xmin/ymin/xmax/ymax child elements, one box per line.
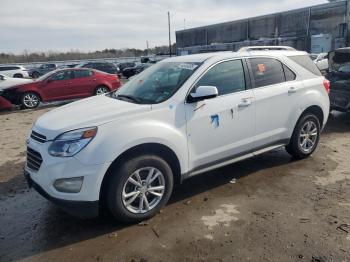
<box><xmin>24</xmin><ymin>133</ymin><xmax>112</xmax><ymax>219</ymax></box>
<box><xmin>24</xmin><ymin>171</ymin><xmax>99</xmax><ymax>218</ymax></box>
<box><xmin>0</xmin><ymin>96</ymin><xmax>13</xmax><ymax>110</ymax></box>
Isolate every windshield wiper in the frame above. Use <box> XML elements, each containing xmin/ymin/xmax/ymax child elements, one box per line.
<box><xmin>116</xmin><ymin>94</ymin><xmax>142</xmax><ymax>103</ymax></box>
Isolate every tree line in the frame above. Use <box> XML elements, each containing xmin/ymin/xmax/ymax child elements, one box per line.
<box><xmin>0</xmin><ymin>44</ymin><xmax>177</xmax><ymax>64</ymax></box>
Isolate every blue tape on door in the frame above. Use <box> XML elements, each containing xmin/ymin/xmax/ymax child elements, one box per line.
<box><xmin>211</xmin><ymin>114</ymin><xmax>219</xmax><ymax>128</ymax></box>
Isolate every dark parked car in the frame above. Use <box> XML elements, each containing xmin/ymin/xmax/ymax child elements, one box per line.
<box><xmin>122</xmin><ymin>63</ymin><xmax>152</xmax><ymax>79</ymax></box>
<box><xmin>78</xmin><ymin>62</ymin><xmax>119</xmax><ymax>75</ymax></box>
<box><xmin>117</xmin><ymin>62</ymin><xmax>136</xmax><ymax>72</ymax></box>
<box><xmin>29</xmin><ymin>63</ymin><xmax>58</xmax><ymax>78</ymax></box>
<box><xmin>1</xmin><ymin>68</ymin><xmax>121</xmax><ymax>109</ymax></box>
<box><xmin>326</xmin><ymin>48</ymin><xmax>350</xmax><ymax>112</ymax></box>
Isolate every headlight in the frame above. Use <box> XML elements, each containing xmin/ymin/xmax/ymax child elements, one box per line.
<box><xmin>48</xmin><ymin>127</ymin><xmax>97</xmax><ymax>157</ymax></box>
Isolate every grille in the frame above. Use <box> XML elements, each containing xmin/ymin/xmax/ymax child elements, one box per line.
<box><xmin>27</xmin><ymin>147</ymin><xmax>43</xmax><ymax>171</ymax></box>
<box><xmin>30</xmin><ymin>130</ymin><xmax>47</xmax><ymax>143</ymax></box>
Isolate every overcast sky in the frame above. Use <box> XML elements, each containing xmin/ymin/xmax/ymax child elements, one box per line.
<box><xmin>0</xmin><ymin>0</ymin><xmax>328</xmax><ymax>54</ymax></box>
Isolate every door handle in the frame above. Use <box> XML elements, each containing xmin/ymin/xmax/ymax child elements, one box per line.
<box><xmin>238</xmin><ymin>98</ymin><xmax>252</xmax><ymax>108</ymax></box>
<box><xmin>288</xmin><ymin>87</ymin><xmax>297</xmax><ymax>94</ymax></box>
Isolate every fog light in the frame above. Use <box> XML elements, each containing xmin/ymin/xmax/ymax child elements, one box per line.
<box><xmin>53</xmin><ymin>177</ymin><xmax>84</xmax><ymax>193</ymax></box>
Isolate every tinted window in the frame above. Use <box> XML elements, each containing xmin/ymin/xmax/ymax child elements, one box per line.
<box><xmin>289</xmin><ymin>55</ymin><xmax>322</xmax><ymax>76</ymax></box>
<box><xmin>283</xmin><ymin>65</ymin><xmax>296</xmax><ymax>81</ymax></box>
<box><xmin>0</xmin><ymin>66</ymin><xmax>18</xmax><ymax>71</ymax></box>
<box><xmin>196</xmin><ymin>60</ymin><xmax>246</xmax><ymax>96</ymax></box>
<box><xmin>74</xmin><ymin>70</ymin><xmax>92</xmax><ymax>78</ymax></box>
<box><xmin>339</xmin><ymin>64</ymin><xmax>350</xmax><ymax>73</ymax></box>
<box><xmin>249</xmin><ymin>58</ymin><xmax>286</xmax><ymax>88</ymax></box>
<box><xmin>51</xmin><ymin>71</ymin><xmax>73</xmax><ymax>81</ymax></box>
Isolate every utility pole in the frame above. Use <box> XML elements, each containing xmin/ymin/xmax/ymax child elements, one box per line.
<box><xmin>168</xmin><ymin>11</ymin><xmax>172</xmax><ymax>57</ymax></box>
<box><xmin>146</xmin><ymin>40</ymin><xmax>149</xmax><ymax>55</ymax></box>
<box><xmin>184</xmin><ymin>19</ymin><xmax>186</xmax><ymax>30</ymax></box>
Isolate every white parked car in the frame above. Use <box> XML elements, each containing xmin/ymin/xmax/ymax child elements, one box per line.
<box><xmin>0</xmin><ymin>65</ymin><xmax>29</xmax><ymax>78</ymax></box>
<box><xmin>25</xmin><ymin>49</ymin><xmax>330</xmax><ymax>221</ymax></box>
<box><xmin>0</xmin><ymin>74</ymin><xmax>32</xmax><ymax>91</ymax></box>
<box><xmin>313</xmin><ymin>53</ymin><xmax>329</xmax><ymax>72</ymax></box>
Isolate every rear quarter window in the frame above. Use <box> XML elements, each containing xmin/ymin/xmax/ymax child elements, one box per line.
<box><xmin>288</xmin><ymin>55</ymin><xmax>322</xmax><ymax>76</ymax></box>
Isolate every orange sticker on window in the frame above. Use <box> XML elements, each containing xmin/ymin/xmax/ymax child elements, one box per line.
<box><xmin>258</xmin><ymin>64</ymin><xmax>266</xmax><ymax>73</ymax></box>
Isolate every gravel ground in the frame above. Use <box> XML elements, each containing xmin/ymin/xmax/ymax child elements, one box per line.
<box><xmin>0</xmin><ymin>106</ymin><xmax>349</xmax><ymax>262</ymax></box>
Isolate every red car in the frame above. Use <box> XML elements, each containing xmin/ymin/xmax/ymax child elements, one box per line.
<box><xmin>0</xmin><ymin>68</ymin><xmax>121</xmax><ymax>109</ymax></box>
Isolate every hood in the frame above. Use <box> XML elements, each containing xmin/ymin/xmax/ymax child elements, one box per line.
<box><xmin>0</xmin><ymin>78</ymin><xmax>33</xmax><ymax>91</ymax></box>
<box><xmin>328</xmin><ymin>48</ymin><xmax>350</xmax><ymax>71</ymax></box>
<box><xmin>34</xmin><ymin>95</ymin><xmax>152</xmax><ymax>139</ymax></box>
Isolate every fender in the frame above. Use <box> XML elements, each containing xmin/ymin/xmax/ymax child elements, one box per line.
<box><xmin>75</xmin><ymin>117</ymin><xmax>188</xmax><ymax>173</ymax></box>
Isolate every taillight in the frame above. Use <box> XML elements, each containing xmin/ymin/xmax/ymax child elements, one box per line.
<box><xmin>323</xmin><ymin>79</ymin><xmax>330</xmax><ymax>94</ymax></box>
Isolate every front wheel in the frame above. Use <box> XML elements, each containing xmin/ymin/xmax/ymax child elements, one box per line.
<box><xmin>31</xmin><ymin>72</ymin><xmax>40</xmax><ymax>79</ymax></box>
<box><xmin>286</xmin><ymin>113</ymin><xmax>321</xmax><ymax>159</ymax></box>
<box><xmin>107</xmin><ymin>155</ymin><xmax>174</xmax><ymax>223</ymax></box>
<box><xmin>20</xmin><ymin>92</ymin><xmax>40</xmax><ymax>109</ymax></box>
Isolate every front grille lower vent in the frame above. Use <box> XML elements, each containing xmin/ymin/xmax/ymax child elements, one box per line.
<box><xmin>26</xmin><ymin>147</ymin><xmax>43</xmax><ymax>171</ymax></box>
<box><xmin>30</xmin><ymin>131</ymin><xmax>47</xmax><ymax>143</ymax></box>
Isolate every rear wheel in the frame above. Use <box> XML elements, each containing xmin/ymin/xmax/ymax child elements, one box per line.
<box><xmin>13</xmin><ymin>73</ymin><xmax>23</xmax><ymax>78</ymax></box>
<box><xmin>95</xmin><ymin>86</ymin><xmax>109</xmax><ymax>95</ymax></box>
<box><xmin>107</xmin><ymin>155</ymin><xmax>174</xmax><ymax>223</ymax></box>
<box><xmin>20</xmin><ymin>92</ymin><xmax>40</xmax><ymax>109</ymax></box>
<box><xmin>286</xmin><ymin>113</ymin><xmax>321</xmax><ymax>159</ymax></box>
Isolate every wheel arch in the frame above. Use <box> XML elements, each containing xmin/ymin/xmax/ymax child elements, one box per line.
<box><xmin>299</xmin><ymin>105</ymin><xmax>324</xmax><ymax>128</ymax></box>
<box><xmin>94</xmin><ymin>84</ymin><xmax>111</xmax><ymax>94</ymax></box>
<box><xmin>17</xmin><ymin>90</ymin><xmax>43</xmax><ymax>105</ymax></box>
<box><xmin>99</xmin><ymin>142</ymin><xmax>182</xmax><ymax>207</ymax></box>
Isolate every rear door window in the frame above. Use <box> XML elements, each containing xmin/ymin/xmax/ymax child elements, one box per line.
<box><xmin>74</xmin><ymin>70</ymin><xmax>92</xmax><ymax>78</ymax></box>
<box><xmin>249</xmin><ymin>58</ymin><xmax>286</xmax><ymax>88</ymax></box>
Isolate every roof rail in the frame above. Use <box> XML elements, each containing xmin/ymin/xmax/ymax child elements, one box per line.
<box><xmin>237</xmin><ymin>46</ymin><xmax>296</xmax><ymax>52</ymax></box>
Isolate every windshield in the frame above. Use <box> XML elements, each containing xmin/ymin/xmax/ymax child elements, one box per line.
<box><xmin>115</xmin><ymin>62</ymin><xmax>201</xmax><ymax>104</ymax></box>
<box><xmin>35</xmin><ymin>70</ymin><xmax>59</xmax><ymax>81</ymax></box>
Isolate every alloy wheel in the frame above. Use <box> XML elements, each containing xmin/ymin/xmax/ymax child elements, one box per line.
<box><xmin>122</xmin><ymin>167</ymin><xmax>165</xmax><ymax>214</ymax></box>
<box><xmin>23</xmin><ymin>93</ymin><xmax>39</xmax><ymax>108</ymax></box>
<box><xmin>299</xmin><ymin>121</ymin><xmax>318</xmax><ymax>153</ymax></box>
<box><xmin>96</xmin><ymin>87</ymin><xmax>108</xmax><ymax>95</ymax></box>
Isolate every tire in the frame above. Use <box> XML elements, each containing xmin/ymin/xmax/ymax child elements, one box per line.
<box><xmin>94</xmin><ymin>86</ymin><xmax>109</xmax><ymax>95</ymax></box>
<box><xmin>13</xmin><ymin>73</ymin><xmax>23</xmax><ymax>78</ymax></box>
<box><xmin>286</xmin><ymin>113</ymin><xmax>321</xmax><ymax>159</ymax></box>
<box><xmin>31</xmin><ymin>72</ymin><xmax>40</xmax><ymax>79</ymax></box>
<box><xmin>20</xmin><ymin>92</ymin><xmax>40</xmax><ymax>109</ymax></box>
<box><xmin>107</xmin><ymin>154</ymin><xmax>174</xmax><ymax>223</ymax></box>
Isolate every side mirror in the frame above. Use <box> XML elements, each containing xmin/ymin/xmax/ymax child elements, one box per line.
<box><xmin>187</xmin><ymin>86</ymin><xmax>218</xmax><ymax>103</ymax></box>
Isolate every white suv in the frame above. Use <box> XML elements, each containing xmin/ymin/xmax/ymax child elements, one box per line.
<box><xmin>24</xmin><ymin>50</ymin><xmax>330</xmax><ymax>222</ymax></box>
<box><xmin>0</xmin><ymin>65</ymin><xmax>29</xmax><ymax>78</ymax></box>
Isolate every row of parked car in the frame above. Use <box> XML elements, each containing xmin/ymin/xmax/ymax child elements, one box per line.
<box><xmin>0</xmin><ymin>59</ymin><xmax>157</xmax><ymax>110</ymax></box>
<box><xmin>0</xmin><ymin>61</ymin><xmax>151</xmax><ymax>80</ymax></box>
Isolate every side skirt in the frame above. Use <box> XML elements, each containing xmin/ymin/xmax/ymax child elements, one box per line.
<box><xmin>181</xmin><ymin>141</ymin><xmax>288</xmax><ymax>181</ymax></box>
